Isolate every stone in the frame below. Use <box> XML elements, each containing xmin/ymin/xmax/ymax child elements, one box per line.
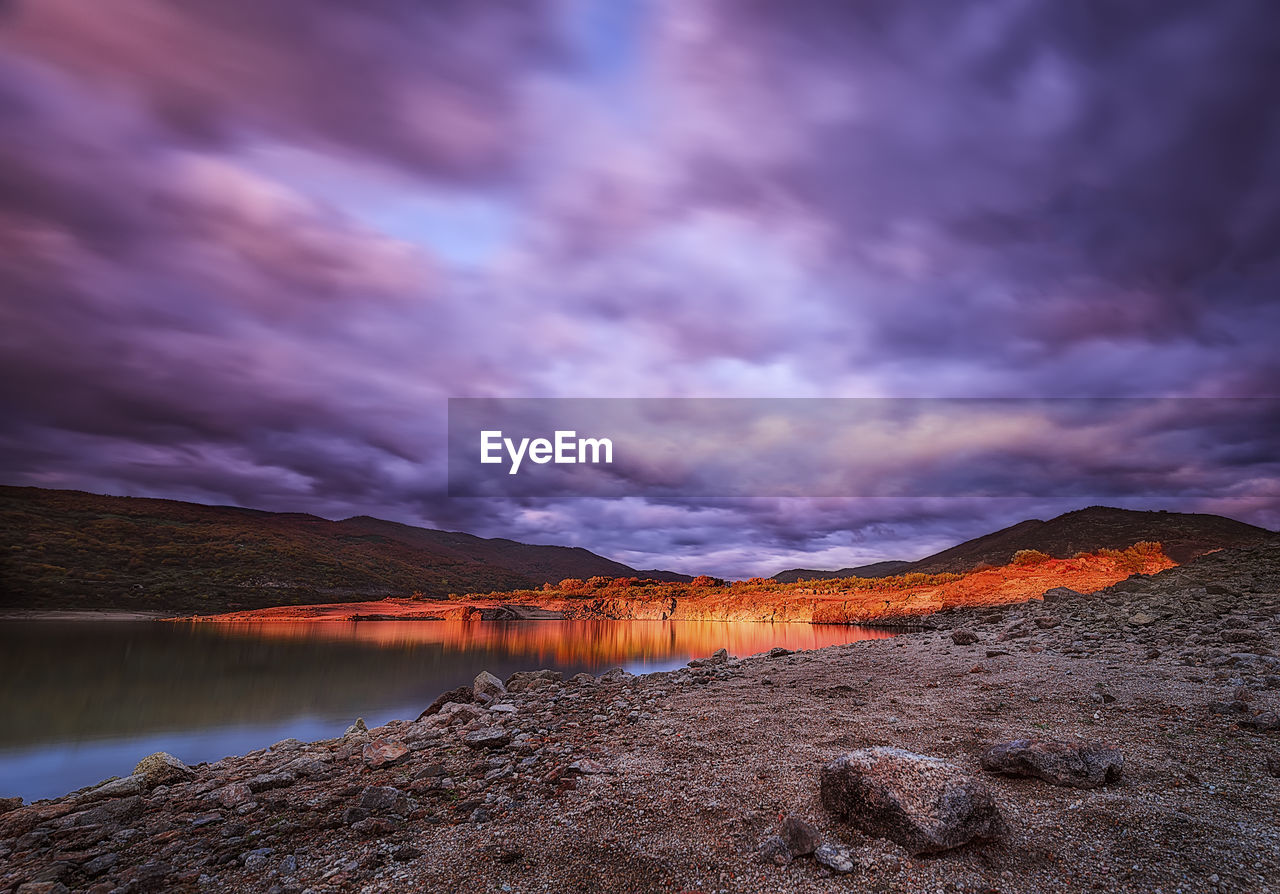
<box><xmin>464</xmin><ymin>727</ymin><xmax>512</xmax><ymax>750</ymax></box>
<box><xmin>1128</xmin><ymin>612</ymin><xmax>1158</xmax><ymax>627</ymax></box>
<box><xmin>1041</xmin><ymin>587</ymin><xmax>1082</xmax><ymax>602</ymax></box>
<box><xmin>242</xmin><ymin>847</ymin><xmax>273</xmax><ymax>871</ymax></box>
<box><xmin>278</xmin><ymin>755</ymin><xmax>334</xmax><ymax>778</ymax></box>
<box><xmin>363</xmin><ymin>740</ymin><xmax>410</xmax><ymax>769</ymax></box>
<box><xmin>768</xmin><ymin>647</ymin><xmax>793</xmax><ymax>657</ymax></box>
<box><xmin>980</xmin><ymin>739</ymin><xmax>1123</xmax><ymax>788</ymax></box>
<box><xmin>0</xmin><ymin>795</ymin><xmax>22</xmax><ymax>814</ymax></box>
<box><xmin>813</xmin><ymin>843</ymin><xmax>856</xmax><ymax>873</ymax></box>
<box><xmin>565</xmin><ymin>759</ymin><xmax>611</xmax><ymax>775</ymax></box>
<box><xmin>820</xmin><ymin>747</ymin><xmax>1006</xmax><ymax>854</ymax></box>
<box><xmin>132</xmin><ymin>752</ymin><xmax>193</xmax><ymax>787</ymax></box>
<box><xmin>246</xmin><ymin>771</ymin><xmax>296</xmax><ymax>792</ymax></box>
<box><xmin>79</xmin><ymin>774</ymin><xmax>145</xmax><ymax>803</ymax></box>
<box><xmin>757</xmin><ymin>834</ymin><xmax>791</xmax><ymax>865</ymax></box>
<box><xmin>473</xmin><ymin>670</ymin><xmax>507</xmax><ymax>701</ymax></box>
<box><xmin>416</xmin><ymin>686</ymin><xmax>474</xmax><ymax>720</ymax></box>
<box><xmin>1238</xmin><ymin>711</ymin><xmax>1280</xmax><ymax>731</ymax></box>
<box><xmin>358</xmin><ymin>785</ymin><xmax>409</xmax><ymax>814</ymax></box>
<box><xmin>351</xmin><ymin>816</ymin><xmax>399</xmax><ymax>837</ymax></box>
<box><xmin>210</xmin><ymin>782</ymin><xmax>254</xmax><ymax>808</ymax></box>
<box><xmin>505</xmin><ymin>670</ymin><xmax>562</xmax><ymax>692</ymax></box>
<box><xmin>16</xmin><ymin>883</ymin><xmax>70</xmax><ymax>894</ymax></box>
<box><xmin>571</xmin><ymin>672</ymin><xmax>595</xmax><ymax>684</ymax></box>
<box><xmin>951</xmin><ymin>629</ymin><xmax>979</xmax><ymax>645</ymax></box>
<box><xmin>780</xmin><ymin>814</ymin><xmax>821</xmax><ymax>857</ymax></box>
<box><xmin>343</xmin><ymin>718</ymin><xmax>369</xmax><ymax>739</ymax></box>
<box><xmin>82</xmin><ymin>852</ymin><xmax>118</xmax><ymax>877</ymax></box>
<box><xmin>54</xmin><ymin>796</ymin><xmax>144</xmax><ymax>830</ymax></box>
<box><xmin>998</xmin><ymin>622</ymin><xmax>1030</xmax><ymax>641</ymax></box>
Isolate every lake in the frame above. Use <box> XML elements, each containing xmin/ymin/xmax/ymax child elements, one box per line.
<box><xmin>0</xmin><ymin>618</ymin><xmax>893</xmax><ymax>802</ymax></box>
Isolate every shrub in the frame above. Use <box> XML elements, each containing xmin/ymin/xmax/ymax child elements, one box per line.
<box><xmin>1011</xmin><ymin>549</ymin><xmax>1051</xmax><ymax>566</ymax></box>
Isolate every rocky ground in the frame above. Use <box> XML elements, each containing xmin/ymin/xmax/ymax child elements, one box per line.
<box><xmin>2</xmin><ymin>545</ymin><xmax>1278</xmax><ymax>894</ymax></box>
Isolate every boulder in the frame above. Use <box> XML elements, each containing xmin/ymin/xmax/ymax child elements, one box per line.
<box><xmin>1238</xmin><ymin>711</ymin><xmax>1280</xmax><ymax>731</ymax></box>
<box><xmin>980</xmin><ymin>739</ymin><xmax>1123</xmax><ymax>788</ymax></box>
<box><xmin>473</xmin><ymin>670</ymin><xmax>507</xmax><ymax>702</ymax></box>
<box><xmin>505</xmin><ymin>669</ymin><xmax>563</xmax><ymax>692</ymax></box>
<box><xmin>416</xmin><ymin>686</ymin><xmax>474</xmax><ymax>721</ymax></box>
<box><xmin>951</xmin><ymin>629</ymin><xmax>979</xmax><ymax>645</ymax></box>
<box><xmin>464</xmin><ymin>727</ymin><xmax>511</xmax><ymax>750</ymax></box>
<box><xmin>780</xmin><ymin>814</ymin><xmax>821</xmax><ymax>857</ymax></box>
<box><xmin>132</xmin><ymin>752</ymin><xmax>193</xmax><ymax>787</ymax></box>
<box><xmin>343</xmin><ymin>718</ymin><xmax>369</xmax><ymax>739</ymax></box>
<box><xmin>358</xmin><ymin>785</ymin><xmax>409</xmax><ymax>814</ymax></box>
<box><xmin>363</xmin><ymin>740</ymin><xmax>410</xmax><ymax>769</ymax></box>
<box><xmin>79</xmin><ymin>774</ymin><xmax>145</xmax><ymax>803</ymax></box>
<box><xmin>819</xmin><ymin>747</ymin><xmax>1005</xmax><ymax>854</ymax></box>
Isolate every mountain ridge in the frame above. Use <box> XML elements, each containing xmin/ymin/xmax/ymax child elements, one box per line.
<box><xmin>771</xmin><ymin>506</ymin><xmax>1277</xmax><ymax>583</ymax></box>
<box><xmin>0</xmin><ymin>486</ymin><xmax>690</xmax><ymax>613</ymax></box>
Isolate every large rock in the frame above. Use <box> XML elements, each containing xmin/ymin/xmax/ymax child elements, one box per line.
<box><xmin>464</xmin><ymin>727</ymin><xmax>511</xmax><ymax>750</ymax></box>
<box><xmin>951</xmin><ymin>629</ymin><xmax>979</xmax><ymax>645</ymax></box>
<box><xmin>358</xmin><ymin>785</ymin><xmax>409</xmax><ymax>814</ymax></box>
<box><xmin>79</xmin><ymin>774</ymin><xmax>145</xmax><ymax>803</ymax></box>
<box><xmin>779</xmin><ymin>814</ymin><xmax>821</xmax><ymax>857</ymax></box>
<box><xmin>132</xmin><ymin>752</ymin><xmax>193</xmax><ymax>787</ymax></box>
<box><xmin>819</xmin><ymin>747</ymin><xmax>1005</xmax><ymax>855</ymax></box>
<box><xmin>473</xmin><ymin>671</ymin><xmax>507</xmax><ymax>702</ymax></box>
<box><xmin>980</xmin><ymin>739</ymin><xmax>1123</xmax><ymax>788</ymax></box>
<box><xmin>363</xmin><ymin>740</ymin><xmax>410</xmax><ymax>769</ymax></box>
<box><xmin>505</xmin><ymin>669</ymin><xmax>563</xmax><ymax>692</ymax></box>
<box><xmin>416</xmin><ymin>686</ymin><xmax>474</xmax><ymax>720</ymax></box>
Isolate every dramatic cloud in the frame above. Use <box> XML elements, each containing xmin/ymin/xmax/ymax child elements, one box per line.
<box><xmin>1</xmin><ymin>0</ymin><xmax>1277</xmax><ymax>577</ymax></box>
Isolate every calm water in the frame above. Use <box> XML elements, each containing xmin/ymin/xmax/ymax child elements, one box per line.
<box><xmin>0</xmin><ymin>619</ymin><xmax>893</xmax><ymax>802</ymax></box>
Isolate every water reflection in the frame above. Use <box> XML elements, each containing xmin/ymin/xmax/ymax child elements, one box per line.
<box><xmin>0</xmin><ymin>619</ymin><xmax>891</xmax><ymax>801</ymax></box>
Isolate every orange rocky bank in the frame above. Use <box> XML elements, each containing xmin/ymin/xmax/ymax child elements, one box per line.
<box><xmin>183</xmin><ymin>544</ymin><xmax>1173</xmax><ymax>626</ymax></box>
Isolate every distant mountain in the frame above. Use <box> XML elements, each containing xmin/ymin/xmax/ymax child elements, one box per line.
<box><xmin>772</xmin><ymin>506</ymin><xmax>1277</xmax><ymax>582</ymax></box>
<box><xmin>0</xmin><ymin>487</ymin><xmax>690</xmax><ymax>613</ymax></box>
<box><xmin>772</xmin><ymin>560</ymin><xmax>914</xmax><ymax>584</ymax></box>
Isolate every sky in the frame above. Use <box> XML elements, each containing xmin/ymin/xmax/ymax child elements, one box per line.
<box><xmin>1</xmin><ymin>0</ymin><xmax>1278</xmax><ymax>578</ymax></box>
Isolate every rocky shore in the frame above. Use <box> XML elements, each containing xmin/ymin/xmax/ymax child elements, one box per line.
<box><xmin>2</xmin><ymin>545</ymin><xmax>1278</xmax><ymax>894</ymax></box>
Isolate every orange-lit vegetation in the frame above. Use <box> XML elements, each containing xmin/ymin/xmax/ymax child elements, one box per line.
<box><xmin>195</xmin><ymin>543</ymin><xmax>1174</xmax><ymax>626</ymax></box>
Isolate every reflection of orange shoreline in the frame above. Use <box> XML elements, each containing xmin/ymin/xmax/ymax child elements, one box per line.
<box><xmin>174</xmin><ymin>618</ymin><xmax>895</xmax><ymax>665</ymax></box>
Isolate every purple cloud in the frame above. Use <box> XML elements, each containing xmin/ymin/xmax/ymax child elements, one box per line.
<box><xmin>0</xmin><ymin>0</ymin><xmax>1277</xmax><ymax>577</ymax></box>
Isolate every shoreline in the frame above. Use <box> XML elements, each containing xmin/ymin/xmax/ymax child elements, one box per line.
<box><xmin>1</xmin><ymin>544</ymin><xmax>1276</xmax><ymax>892</ymax></box>
<box><xmin>0</xmin><ymin>610</ymin><xmax>170</xmax><ymax>622</ymax></box>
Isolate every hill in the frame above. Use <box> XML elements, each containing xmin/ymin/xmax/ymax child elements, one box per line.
<box><xmin>772</xmin><ymin>560</ymin><xmax>914</xmax><ymax>584</ymax></box>
<box><xmin>772</xmin><ymin>506</ymin><xmax>1276</xmax><ymax>582</ymax></box>
<box><xmin>0</xmin><ymin>487</ymin><xmax>689</xmax><ymax>613</ymax></box>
